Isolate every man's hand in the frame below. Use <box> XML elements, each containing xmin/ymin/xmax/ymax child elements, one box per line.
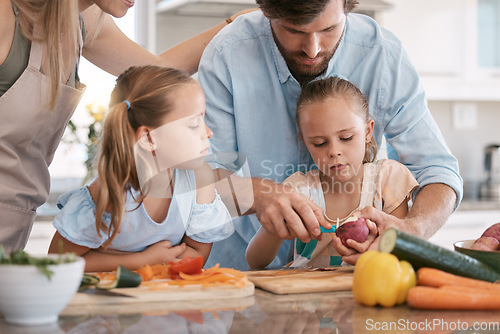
<box><xmin>356</xmin><ymin>206</ymin><xmax>415</xmax><ymax>236</ymax></box>
<box><xmin>253</xmin><ymin>179</ymin><xmax>331</xmax><ymax>243</ymax></box>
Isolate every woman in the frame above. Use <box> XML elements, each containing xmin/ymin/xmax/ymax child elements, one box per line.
<box><xmin>0</xmin><ymin>0</ymin><xmax>252</xmax><ymax>253</ymax></box>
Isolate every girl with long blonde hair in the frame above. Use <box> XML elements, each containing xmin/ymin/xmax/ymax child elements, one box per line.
<box><xmin>49</xmin><ymin>66</ymin><xmax>233</xmax><ymax>272</ymax></box>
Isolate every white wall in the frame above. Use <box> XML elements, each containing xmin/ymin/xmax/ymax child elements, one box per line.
<box><xmin>430</xmin><ymin>101</ymin><xmax>500</xmax><ymax>187</ymax></box>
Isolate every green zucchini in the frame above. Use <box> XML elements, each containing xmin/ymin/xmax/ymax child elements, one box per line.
<box><xmin>79</xmin><ymin>274</ymin><xmax>100</xmax><ymax>291</ymax></box>
<box><xmin>96</xmin><ymin>265</ymin><xmax>142</xmax><ymax>289</ymax></box>
<box><xmin>379</xmin><ymin>228</ymin><xmax>500</xmax><ymax>282</ymax></box>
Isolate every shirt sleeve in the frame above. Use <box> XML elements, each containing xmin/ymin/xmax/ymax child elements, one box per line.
<box><xmin>52</xmin><ymin>187</ymin><xmax>110</xmax><ymax>249</ymax></box>
<box><xmin>198</xmin><ymin>40</ymin><xmax>237</xmax><ymax>157</ymax></box>
<box><xmin>186</xmin><ymin>190</ymin><xmax>234</xmax><ymax>243</ymax></box>
<box><xmin>375</xmin><ymin>46</ymin><xmax>463</xmax><ymax>209</ymax></box>
<box><xmin>377</xmin><ymin>160</ymin><xmax>419</xmax><ymax>214</ymax></box>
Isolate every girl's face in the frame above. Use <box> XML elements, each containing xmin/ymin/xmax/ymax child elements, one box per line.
<box><xmin>149</xmin><ymin>84</ymin><xmax>213</xmax><ymax>170</ymax></box>
<box><xmin>299</xmin><ymin>97</ymin><xmax>374</xmax><ymax>183</ymax></box>
<box><xmin>90</xmin><ymin>0</ymin><xmax>134</xmax><ymax>18</ymax></box>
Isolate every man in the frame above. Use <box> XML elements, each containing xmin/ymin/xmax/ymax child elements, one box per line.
<box><xmin>199</xmin><ymin>0</ymin><xmax>463</xmax><ymax>270</ymax></box>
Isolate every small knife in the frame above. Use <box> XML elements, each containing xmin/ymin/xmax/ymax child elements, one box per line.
<box><xmin>321</xmin><ymin>215</ymin><xmax>339</xmax><ymax>233</ymax></box>
<box><xmin>80</xmin><ymin>287</ymin><xmax>136</xmax><ymax>298</ymax></box>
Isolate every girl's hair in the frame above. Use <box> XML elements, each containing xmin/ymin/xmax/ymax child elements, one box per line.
<box><xmin>256</xmin><ymin>0</ymin><xmax>359</xmax><ymax>25</ymax></box>
<box><xmin>296</xmin><ymin>76</ymin><xmax>377</xmax><ymax>163</ymax></box>
<box><xmin>96</xmin><ymin>65</ymin><xmax>196</xmax><ymax>247</ymax></box>
<box><xmin>13</xmin><ymin>0</ymin><xmax>80</xmax><ymax>110</ymax></box>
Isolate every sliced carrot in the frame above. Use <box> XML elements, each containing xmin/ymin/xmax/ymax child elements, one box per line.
<box><xmin>92</xmin><ymin>263</ymin><xmax>247</xmax><ymax>288</ymax></box>
<box><xmin>417</xmin><ymin>267</ymin><xmax>500</xmax><ymax>291</ymax></box>
<box><xmin>179</xmin><ymin>271</ymin><xmax>217</xmax><ymax>281</ymax></box>
<box><xmin>150</xmin><ymin>263</ymin><xmax>171</xmax><ymax>278</ymax></box>
<box><xmin>137</xmin><ymin>264</ymin><xmax>154</xmax><ymax>281</ymax></box>
<box><xmin>407</xmin><ymin>286</ymin><xmax>500</xmax><ymax>310</ymax></box>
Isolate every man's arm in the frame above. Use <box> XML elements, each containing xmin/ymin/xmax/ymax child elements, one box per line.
<box><xmin>361</xmin><ymin>183</ymin><xmax>456</xmax><ymax>238</ymax></box>
<box><xmin>198</xmin><ymin>22</ymin><xmax>330</xmax><ymax>244</ymax></box>
<box><xmin>213</xmin><ymin>168</ymin><xmax>330</xmax><ymax>242</ymax></box>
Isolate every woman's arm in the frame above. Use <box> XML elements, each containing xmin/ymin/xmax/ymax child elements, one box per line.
<box><xmin>245</xmin><ymin>227</ymin><xmax>284</xmax><ymax>270</ymax></box>
<box><xmin>82</xmin><ymin>6</ymin><xmax>256</xmax><ymax>76</ymax></box>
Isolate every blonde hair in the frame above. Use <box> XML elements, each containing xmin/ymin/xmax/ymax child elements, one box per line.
<box><xmin>296</xmin><ymin>76</ymin><xmax>377</xmax><ymax>163</ymax></box>
<box><xmin>13</xmin><ymin>0</ymin><xmax>80</xmax><ymax>110</ymax></box>
<box><xmin>96</xmin><ymin>65</ymin><xmax>196</xmax><ymax>247</ymax></box>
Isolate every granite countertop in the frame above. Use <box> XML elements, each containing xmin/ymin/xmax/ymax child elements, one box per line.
<box><xmin>2</xmin><ymin>289</ymin><xmax>499</xmax><ymax>333</ymax></box>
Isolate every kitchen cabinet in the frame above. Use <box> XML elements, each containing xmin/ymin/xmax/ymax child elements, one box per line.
<box><xmin>380</xmin><ymin>0</ymin><xmax>500</xmax><ymax>101</ymax></box>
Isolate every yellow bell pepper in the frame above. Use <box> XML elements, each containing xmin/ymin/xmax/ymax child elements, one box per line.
<box><xmin>352</xmin><ymin>250</ymin><xmax>416</xmax><ymax>307</ymax></box>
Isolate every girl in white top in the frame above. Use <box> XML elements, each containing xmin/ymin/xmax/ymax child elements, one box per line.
<box><xmin>246</xmin><ymin>77</ymin><xmax>418</xmax><ymax>269</ymax></box>
<box><xmin>49</xmin><ymin>66</ymin><xmax>233</xmax><ymax>272</ymax></box>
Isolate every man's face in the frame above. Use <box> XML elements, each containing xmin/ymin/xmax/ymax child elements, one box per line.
<box><xmin>269</xmin><ymin>0</ymin><xmax>346</xmax><ymax>82</ymax></box>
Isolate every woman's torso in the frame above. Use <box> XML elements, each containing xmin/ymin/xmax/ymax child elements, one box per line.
<box><xmin>0</xmin><ymin>1</ymin><xmax>86</xmax><ymax>210</ymax></box>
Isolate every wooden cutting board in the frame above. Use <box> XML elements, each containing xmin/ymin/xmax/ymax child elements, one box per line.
<box><xmin>69</xmin><ymin>280</ymin><xmax>254</xmax><ymax>306</ymax></box>
<box><xmin>245</xmin><ymin>267</ymin><xmax>354</xmax><ymax>294</ymax></box>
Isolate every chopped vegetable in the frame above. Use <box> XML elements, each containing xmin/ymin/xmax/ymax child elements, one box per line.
<box><xmin>79</xmin><ymin>274</ymin><xmax>100</xmax><ymax>291</ymax></box>
<box><xmin>168</xmin><ymin>256</ymin><xmax>204</xmax><ymax>277</ymax></box>
<box><xmin>137</xmin><ymin>264</ymin><xmax>154</xmax><ymax>281</ymax></box>
<box><xmin>135</xmin><ymin>262</ymin><xmax>248</xmax><ymax>288</ymax></box>
<box><xmin>96</xmin><ymin>265</ymin><xmax>142</xmax><ymax>289</ymax></box>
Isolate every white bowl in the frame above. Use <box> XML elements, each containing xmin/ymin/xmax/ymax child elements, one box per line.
<box><xmin>0</xmin><ymin>254</ymin><xmax>84</xmax><ymax>326</ymax></box>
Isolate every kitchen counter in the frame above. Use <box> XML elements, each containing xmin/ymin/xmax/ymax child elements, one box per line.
<box><xmin>1</xmin><ymin>288</ymin><xmax>499</xmax><ymax>333</ymax></box>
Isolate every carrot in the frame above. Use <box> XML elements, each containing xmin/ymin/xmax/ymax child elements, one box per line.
<box><xmin>137</xmin><ymin>264</ymin><xmax>154</xmax><ymax>281</ymax></box>
<box><xmin>92</xmin><ymin>263</ymin><xmax>248</xmax><ymax>288</ymax></box>
<box><xmin>417</xmin><ymin>267</ymin><xmax>500</xmax><ymax>291</ymax></box>
<box><xmin>150</xmin><ymin>263</ymin><xmax>171</xmax><ymax>278</ymax></box>
<box><xmin>407</xmin><ymin>286</ymin><xmax>500</xmax><ymax>310</ymax></box>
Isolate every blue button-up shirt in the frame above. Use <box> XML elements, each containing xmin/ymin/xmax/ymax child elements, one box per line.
<box><xmin>199</xmin><ymin>11</ymin><xmax>463</xmax><ymax>270</ymax></box>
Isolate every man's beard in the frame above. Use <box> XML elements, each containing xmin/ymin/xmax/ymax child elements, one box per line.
<box><xmin>272</xmin><ymin>29</ymin><xmax>340</xmax><ymax>85</ymax></box>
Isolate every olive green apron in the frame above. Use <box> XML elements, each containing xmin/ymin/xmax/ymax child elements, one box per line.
<box><xmin>0</xmin><ymin>36</ymin><xmax>85</xmax><ymax>253</ymax></box>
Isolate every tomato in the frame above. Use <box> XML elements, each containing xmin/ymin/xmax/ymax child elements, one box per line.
<box><xmin>168</xmin><ymin>256</ymin><xmax>204</xmax><ymax>277</ymax></box>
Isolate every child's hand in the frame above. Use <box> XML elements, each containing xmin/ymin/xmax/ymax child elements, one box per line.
<box><xmin>332</xmin><ymin>219</ymin><xmax>378</xmax><ymax>264</ymax></box>
<box><xmin>142</xmin><ymin>240</ymin><xmax>187</xmax><ymax>265</ymax></box>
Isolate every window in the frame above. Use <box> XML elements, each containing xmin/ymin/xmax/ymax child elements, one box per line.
<box><xmin>478</xmin><ymin>0</ymin><xmax>500</xmax><ymax>68</ymax></box>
